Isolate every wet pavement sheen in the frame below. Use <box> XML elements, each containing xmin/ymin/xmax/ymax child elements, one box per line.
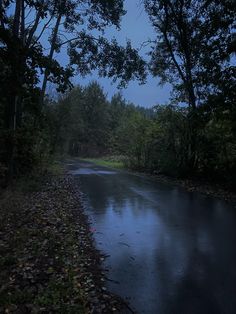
<box><xmin>68</xmin><ymin>160</ymin><xmax>236</xmax><ymax>314</ymax></box>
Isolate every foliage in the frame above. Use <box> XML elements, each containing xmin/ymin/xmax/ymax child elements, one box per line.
<box><xmin>0</xmin><ymin>0</ymin><xmax>146</xmax><ymax>184</ymax></box>
<box><xmin>52</xmin><ymin>79</ymin><xmax>236</xmax><ymax>187</ymax></box>
<box><xmin>144</xmin><ymin>0</ymin><xmax>236</xmax><ymax>107</ymax></box>
<box><xmin>0</xmin><ymin>0</ymin><xmax>235</xmax><ymax>189</ymax></box>
<box><xmin>142</xmin><ymin>0</ymin><xmax>236</xmax><ymax>177</ymax></box>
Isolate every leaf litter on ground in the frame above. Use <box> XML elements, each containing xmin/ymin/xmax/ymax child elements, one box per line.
<box><xmin>0</xmin><ymin>175</ymin><xmax>133</xmax><ymax>313</ymax></box>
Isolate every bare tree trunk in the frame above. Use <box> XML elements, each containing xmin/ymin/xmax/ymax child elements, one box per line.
<box><xmin>7</xmin><ymin>0</ymin><xmax>22</xmax><ymax>130</ymax></box>
<box><xmin>16</xmin><ymin>0</ymin><xmax>26</xmax><ymax>128</ymax></box>
<box><xmin>21</xmin><ymin>0</ymin><xmax>25</xmax><ymax>44</ymax></box>
<box><xmin>5</xmin><ymin>0</ymin><xmax>23</xmax><ymax>182</ymax></box>
<box><xmin>0</xmin><ymin>0</ymin><xmax>4</xmax><ymax>28</ymax></box>
<box><xmin>40</xmin><ymin>13</ymin><xmax>62</xmax><ymax>105</ymax></box>
<box><xmin>10</xmin><ymin>0</ymin><xmax>22</xmax><ymax>129</ymax></box>
<box><xmin>13</xmin><ymin>0</ymin><xmax>21</xmax><ymax>37</ymax></box>
<box><xmin>172</xmin><ymin>2</ymin><xmax>197</xmax><ymax>173</ymax></box>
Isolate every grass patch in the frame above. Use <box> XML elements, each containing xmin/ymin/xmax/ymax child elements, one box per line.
<box><xmin>47</xmin><ymin>160</ymin><xmax>64</xmax><ymax>175</ymax></box>
<box><xmin>82</xmin><ymin>156</ymin><xmax>125</xmax><ymax>170</ymax></box>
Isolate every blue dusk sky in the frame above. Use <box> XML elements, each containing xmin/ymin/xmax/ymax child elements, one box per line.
<box><xmin>66</xmin><ymin>0</ymin><xmax>172</xmax><ymax>108</ymax></box>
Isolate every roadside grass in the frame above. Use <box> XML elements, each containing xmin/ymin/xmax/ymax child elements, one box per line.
<box><xmin>6</xmin><ymin>161</ymin><xmax>65</xmax><ymax>194</ymax></box>
<box><xmin>47</xmin><ymin>160</ymin><xmax>64</xmax><ymax>175</ymax></box>
<box><xmin>82</xmin><ymin>156</ymin><xmax>125</xmax><ymax>170</ymax></box>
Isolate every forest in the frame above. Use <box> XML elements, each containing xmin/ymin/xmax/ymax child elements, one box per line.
<box><xmin>0</xmin><ymin>0</ymin><xmax>235</xmax><ymax>189</ymax></box>
<box><xmin>51</xmin><ymin>80</ymin><xmax>236</xmax><ymax>187</ymax></box>
<box><xmin>1</xmin><ymin>1</ymin><xmax>236</xmax><ymax>313</ymax></box>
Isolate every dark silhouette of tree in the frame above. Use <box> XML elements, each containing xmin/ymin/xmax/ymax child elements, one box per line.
<box><xmin>0</xmin><ymin>0</ymin><xmax>146</xmax><ymax>182</ymax></box>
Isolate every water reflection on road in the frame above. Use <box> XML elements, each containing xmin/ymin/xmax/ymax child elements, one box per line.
<box><xmin>68</xmin><ymin>160</ymin><xmax>236</xmax><ymax>314</ymax></box>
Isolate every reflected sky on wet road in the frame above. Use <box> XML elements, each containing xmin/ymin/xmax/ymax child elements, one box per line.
<box><xmin>68</xmin><ymin>160</ymin><xmax>236</xmax><ymax>314</ymax></box>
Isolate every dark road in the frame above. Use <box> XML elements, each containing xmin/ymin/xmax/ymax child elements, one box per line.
<box><xmin>68</xmin><ymin>160</ymin><xmax>236</xmax><ymax>314</ymax></box>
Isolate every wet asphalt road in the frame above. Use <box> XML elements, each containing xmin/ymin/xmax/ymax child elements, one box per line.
<box><xmin>67</xmin><ymin>160</ymin><xmax>236</xmax><ymax>314</ymax></box>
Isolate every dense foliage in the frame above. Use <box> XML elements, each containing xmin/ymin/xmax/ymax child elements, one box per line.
<box><xmin>0</xmin><ymin>0</ymin><xmax>145</xmax><ymax>184</ymax></box>
<box><xmin>144</xmin><ymin>0</ymin><xmax>236</xmax><ymax>174</ymax></box>
<box><xmin>0</xmin><ymin>0</ymin><xmax>235</xmax><ymax>190</ymax></box>
<box><xmin>52</xmin><ymin>81</ymin><xmax>236</xmax><ymax>188</ymax></box>
<box><xmin>48</xmin><ymin>82</ymin><xmax>149</xmax><ymax>157</ymax></box>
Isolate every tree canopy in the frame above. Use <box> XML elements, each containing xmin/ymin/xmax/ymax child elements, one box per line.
<box><xmin>0</xmin><ymin>0</ymin><xmax>146</xmax><ymax>182</ymax></box>
<box><xmin>0</xmin><ymin>0</ymin><xmax>235</xmax><ymax>189</ymax></box>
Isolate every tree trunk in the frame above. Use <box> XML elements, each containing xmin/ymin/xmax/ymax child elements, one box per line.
<box><xmin>26</xmin><ymin>0</ymin><xmax>45</xmax><ymax>46</ymax></box>
<box><xmin>40</xmin><ymin>13</ymin><xmax>62</xmax><ymax>105</ymax></box>
<box><xmin>0</xmin><ymin>0</ymin><xmax>4</xmax><ymax>27</ymax></box>
<box><xmin>5</xmin><ymin>0</ymin><xmax>23</xmax><ymax>183</ymax></box>
<box><xmin>13</xmin><ymin>0</ymin><xmax>21</xmax><ymax>37</ymax></box>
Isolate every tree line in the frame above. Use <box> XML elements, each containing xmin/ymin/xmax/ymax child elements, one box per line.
<box><xmin>51</xmin><ymin>81</ymin><xmax>236</xmax><ymax>188</ymax></box>
<box><xmin>0</xmin><ymin>0</ymin><xmax>235</xmax><ymax>188</ymax></box>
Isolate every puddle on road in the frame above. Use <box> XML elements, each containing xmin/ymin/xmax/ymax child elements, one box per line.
<box><xmin>69</xmin><ymin>168</ymin><xmax>117</xmax><ymax>175</ymax></box>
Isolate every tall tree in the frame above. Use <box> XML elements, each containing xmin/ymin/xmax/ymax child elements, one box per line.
<box><xmin>144</xmin><ymin>0</ymin><xmax>236</xmax><ymax>172</ymax></box>
<box><xmin>144</xmin><ymin>0</ymin><xmax>235</xmax><ymax>107</ymax></box>
<box><xmin>0</xmin><ymin>0</ymin><xmax>146</xmax><ymax>181</ymax></box>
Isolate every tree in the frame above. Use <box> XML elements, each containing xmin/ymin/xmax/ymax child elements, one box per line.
<box><xmin>52</xmin><ymin>82</ymin><xmax>111</xmax><ymax>157</ymax></box>
<box><xmin>0</xmin><ymin>0</ymin><xmax>146</xmax><ymax>181</ymax></box>
<box><xmin>144</xmin><ymin>0</ymin><xmax>236</xmax><ymax>173</ymax></box>
<box><xmin>71</xmin><ymin>82</ymin><xmax>110</xmax><ymax>156</ymax></box>
<box><xmin>144</xmin><ymin>0</ymin><xmax>235</xmax><ymax>107</ymax></box>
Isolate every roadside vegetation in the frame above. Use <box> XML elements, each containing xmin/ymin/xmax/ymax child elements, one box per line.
<box><xmin>51</xmin><ymin>80</ymin><xmax>236</xmax><ymax>192</ymax></box>
<box><xmin>82</xmin><ymin>157</ymin><xmax>125</xmax><ymax>170</ymax></box>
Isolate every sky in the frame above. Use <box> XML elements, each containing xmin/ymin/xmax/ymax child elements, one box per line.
<box><xmin>72</xmin><ymin>0</ymin><xmax>171</xmax><ymax>108</ymax></box>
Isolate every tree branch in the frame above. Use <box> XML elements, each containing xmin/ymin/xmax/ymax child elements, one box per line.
<box><xmin>32</xmin><ymin>16</ymin><xmax>54</xmax><ymax>46</ymax></box>
<box><xmin>26</xmin><ymin>0</ymin><xmax>45</xmax><ymax>46</ymax></box>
